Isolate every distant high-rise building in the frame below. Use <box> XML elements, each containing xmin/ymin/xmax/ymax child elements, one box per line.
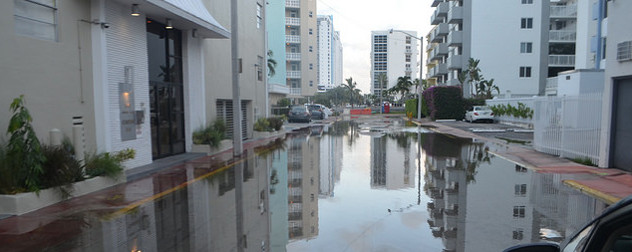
<box><xmin>285</xmin><ymin>0</ymin><xmax>318</xmax><ymax>100</ymax></box>
<box><xmin>317</xmin><ymin>15</ymin><xmax>343</xmax><ymax>92</ymax></box>
<box><xmin>370</xmin><ymin>30</ymin><xmax>419</xmax><ymax>98</ymax></box>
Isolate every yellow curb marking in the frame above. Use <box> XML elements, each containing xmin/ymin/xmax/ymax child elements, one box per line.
<box><xmin>564</xmin><ymin>180</ymin><xmax>621</xmax><ymax>205</ymax></box>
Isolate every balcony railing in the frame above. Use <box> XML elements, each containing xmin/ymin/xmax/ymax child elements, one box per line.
<box><xmin>447</xmin><ymin>6</ymin><xmax>463</xmax><ymax>24</ymax></box>
<box><xmin>285</xmin><ymin>35</ymin><xmax>300</xmax><ymax>44</ymax></box>
<box><xmin>290</xmin><ymin>88</ymin><xmax>302</xmax><ymax>95</ymax></box>
<box><xmin>286</xmin><ymin>52</ymin><xmax>301</xmax><ymax>61</ymax></box>
<box><xmin>286</xmin><ymin>17</ymin><xmax>300</xmax><ymax>26</ymax></box>
<box><xmin>430</xmin><ymin>23</ymin><xmax>449</xmax><ymax>43</ymax></box>
<box><xmin>287</xmin><ymin>70</ymin><xmax>301</xmax><ymax>78</ymax></box>
<box><xmin>549</xmin><ymin>30</ymin><xmax>576</xmax><ymax>42</ymax></box>
<box><xmin>431</xmin><ymin>2</ymin><xmax>449</xmax><ymax>25</ymax></box>
<box><xmin>549</xmin><ymin>55</ymin><xmax>575</xmax><ymax>67</ymax></box>
<box><xmin>430</xmin><ymin>43</ymin><xmax>448</xmax><ymax>60</ymax></box>
<box><xmin>447</xmin><ymin>31</ymin><xmax>462</xmax><ymax>46</ymax></box>
<box><xmin>430</xmin><ymin>63</ymin><xmax>448</xmax><ymax>77</ymax></box>
<box><xmin>550</xmin><ymin>5</ymin><xmax>577</xmax><ymax>19</ymax></box>
<box><xmin>431</xmin><ymin>0</ymin><xmax>442</xmax><ymax>7</ymax></box>
<box><xmin>447</xmin><ymin>54</ymin><xmax>462</xmax><ymax>69</ymax></box>
<box><xmin>286</xmin><ymin>0</ymin><xmax>299</xmax><ymax>8</ymax></box>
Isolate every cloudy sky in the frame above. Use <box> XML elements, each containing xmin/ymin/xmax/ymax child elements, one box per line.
<box><xmin>317</xmin><ymin>0</ymin><xmax>435</xmax><ymax>94</ymax></box>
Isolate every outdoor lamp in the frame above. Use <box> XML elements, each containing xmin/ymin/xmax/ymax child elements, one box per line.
<box><xmin>131</xmin><ymin>4</ymin><xmax>140</xmax><ymax>16</ymax></box>
<box><xmin>165</xmin><ymin>19</ymin><xmax>173</xmax><ymax>29</ymax></box>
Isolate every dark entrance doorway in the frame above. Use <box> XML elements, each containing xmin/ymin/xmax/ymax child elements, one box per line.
<box><xmin>147</xmin><ymin>19</ymin><xmax>185</xmax><ymax>159</ymax></box>
<box><xmin>611</xmin><ymin>77</ymin><xmax>632</xmax><ymax>170</ymax></box>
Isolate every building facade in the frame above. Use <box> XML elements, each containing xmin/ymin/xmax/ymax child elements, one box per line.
<box><xmin>1</xmin><ymin>0</ymin><xmax>268</xmax><ymax>170</ymax></box>
<box><xmin>267</xmin><ymin>0</ymin><xmax>289</xmax><ymax>108</ymax></box>
<box><xmin>316</xmin><ymin>15</ymin><xmax>343</xmax><ymax>92</ymax></box>
<box><xmin>285</xmin><ymin>0</ymin><xmax>318</xmax><ymax>101</ymax></box>
<box><xmin>370</xmin><ymin>30</ymin><xmax>419</xmax><ymax>98</ymax></box>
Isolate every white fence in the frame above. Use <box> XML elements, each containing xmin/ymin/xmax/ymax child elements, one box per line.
<box><xmin>532</xmin><ymin>93</ymin><xmax>602</xmax><ymax>165</ymax></box>
<box><xmin>486</xmin><ymin>97</ymin><xmax>536</xmax><ymax>127</ymax></box>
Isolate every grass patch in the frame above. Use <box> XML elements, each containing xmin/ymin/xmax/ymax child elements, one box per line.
<box><xmin>569</xmin><ymin>157</ymin><xmax>596</xmax><ymax>167</ymax></box>
<box><xmin>496</xmin><ymin>137</ymin><xmax>530</xmax><ymax>145</ymax></box>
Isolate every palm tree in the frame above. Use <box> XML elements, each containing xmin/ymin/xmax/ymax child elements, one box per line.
<box><xmin>267</xmin><ymin>50</ymin><xmax>277</xmax><ymax>77</ymax></box>
<box><xmin>390</xmin><ymin>76</ymin><xmax>413</xmax><ymax>103</ymax></box>
<box><xmin>377</xmin><ymin>73</ymin><xmax>388</xmax><ymax>110</ymax></box>
<box><xmin>459</xmin><ymin>58</ymin><xmax>482</xmax><ymax>97</ymax></box>
<box><xmin>342</xmin><ymin>77</ymin><xmax>358</xmax><ymax>108</ymax></box>
<box><xmin>477</xmin><ymin>78</ymin><xmax>500</xmax><ymax>99</ymax></box>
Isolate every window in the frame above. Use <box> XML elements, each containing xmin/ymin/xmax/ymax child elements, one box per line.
<box><xmin>519</xmin><ymin>66</ymin><xmax>532</xmax><ymax>77</ymax></box>
<box><xmin>521</xmin><ymin>18</ymin><xmax>533</xmax><ymax>29</ymax></box>
<box><xmin>513</xmin><ymin>229</ymin><xmax>524</xmax><ymax>240</ymax></box>
<box><xmin>309</xmin><ymin>11</ymin><xmax>313</xmax><ymax>18</ymax></box>
<box><xmin>309</xmin><ymin>28</ymin><xmax>313</xmax><ymax>35</ymax></box>
<box><xmin>521</xmin><ymin>0</ymin><xmax>533</xmax><ymax>4</ymax></box>
<box><xmin>405</xmin><ymin>54</ymin><xmax>411</xmax><ymax>62</ymax></box>
<box><xmin>309</xmin><ymin>80</ymin><xmax>313</xmax><ymax>86</ymax></box>
<box><xmin>516</xmin><ymin>165</ymin><xmax>528</xmax><ymax>173</ymax></box>
<box><xmin>309</xmin><ymin>63</ymin><xmax>313</xmax><ymax>70</ymax></box>
<box><xmin>602</xmin><ymin>37</ymin><xmax>607</xmax><ymax>60</ymax></box>
<box><xmin>309</xmin><ymin>46</ymin><xmax>313</xmax><ymax>52</ymax></box>
<box><xmin>406</xmin><ymin>36</ymin><xmax>412</xmax><ymax>44</ymax></box>
<box><xmin>257</xmin><ymin>56</ymin><xmax>263</xmax><ymax>81</ymax></box>
<box><xmin>515</xmin><ymin>184</ymin><xmax>527</xmax><ymax>196</ymax></box>
<box><xmin>513</xmin><ymin>206</ymin><xmax>526</xmax><ymax>218</ymax></box>
<box><xmin>256</xmin><ymin>3</ymin><xmax>262</xmax><ymax>29</ymax></box>
<box><xmin>520</xmin><ymin>42</ymin><xmax>533</xmax><ymax>53</ymax></box>
<box><xmin>14</xmin><ymin>0</ymin><xmax>58</xmax><ymax>41</ymax></box>
<box><xmin>374</xmin><ymin>53</ymin><xmax>387</xmax><ymax>62</ymax></box>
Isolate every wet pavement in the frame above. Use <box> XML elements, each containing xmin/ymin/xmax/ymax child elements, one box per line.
<box><xmin>0</xmin><ymin>117</ymin><xmax>623</xmax><ymax>251</ymax></box>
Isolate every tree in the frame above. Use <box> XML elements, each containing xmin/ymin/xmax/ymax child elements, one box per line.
<box><xmin>267</xmin><ymin>50</ymin><xmax>277</xmax><ymax>77</ymax></box>
<box><xmin>389</xmin><ymin>76</ymin><xmax>413</xmax><ymax>103</ymax></box>
<box><xmin>458</xmin><ymin>58</ymin><xmax>482</xmax><ymax>97</ymax></box>
<box><xmin>477</xmin><ymin>78</ymin><xmax>500</xmax><ymax>99</ymax></box>
<box><xmin>342</xmin><ymin>77</ymin><xmax>359</xmax><ymax>108</ymax></box>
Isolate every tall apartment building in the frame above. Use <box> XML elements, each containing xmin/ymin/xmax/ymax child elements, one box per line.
<box><xmin>267</xmin><ymin>0</ymin><xmax>290</xmax><ymax>107</ymax></box>
<box><xmin>285</xmin><ymin>0</ymin><xmax>318</xmax><ymax>101</ymax></box>
<box><xmin>427</xmin><ymin>0</ymin><xmax>548</xmax><ymax>97</ymax></box>
<box><xmin>317</xmin><ymin>15</ymin><xmax>343</xmax><ymax>92</ymax></box>
<box><xmin>370</xmin><ymin>30</ymin><xmax>419</xmax><ymax>98</ymax></box>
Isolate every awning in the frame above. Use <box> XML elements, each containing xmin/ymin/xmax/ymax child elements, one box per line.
<box><xmin>122</xmin><ymin>0</ymin><xmax>230</xmax><ymax>39</ymax></box>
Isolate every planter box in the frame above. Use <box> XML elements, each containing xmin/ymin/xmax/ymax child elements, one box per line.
<box><xmin>191</xmin><ymin>139</ymin><xmax>233</xmax><ymax>155</ymax></box>
<box><xmin>0</xmin><ymin>176</ymin><xmax>124</xmax><ymax>216</ymax></box>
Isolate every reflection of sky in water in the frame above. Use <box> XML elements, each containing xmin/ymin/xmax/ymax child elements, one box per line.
<box><xmin>286</xmin><ymin>122</ymin><xmax>602</xmax><ymax>252</ymax></box>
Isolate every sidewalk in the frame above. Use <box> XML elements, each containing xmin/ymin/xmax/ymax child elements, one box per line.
<box><xmin>412</xmin><ymin>118</ymin><xmax>632</xmax><ymax>205</ymax></box>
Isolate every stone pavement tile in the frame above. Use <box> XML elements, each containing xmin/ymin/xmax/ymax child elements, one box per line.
<box><xmin>565</xmin><ymin>177</ymin><xmax>632</xmax><ymax>204</ymax></box>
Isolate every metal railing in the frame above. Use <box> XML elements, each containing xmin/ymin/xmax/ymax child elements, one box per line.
<box><xmin>290</xmin><ymin>88</ymin><xmax>302</xmax><ymax>95</ymax></box>
<box><xmin>532</xmin><ymin>93</ymin><xmax>603</xmax><ymax>165</ymax></box>
<box><xmin>285</xmin><ymin>35</ymin><xmax>300</xmax><ymax>44</ymax></box>
<box><xmin>287</xmin><ymin>71</ymin><xmax>301</xmax><ymax>78</ymax></box>
<box><xmin>549</xmin><ymin>55</ymin><xmax>575</xmax><ymax>66</ymax></box>
<box><xmin>549</xmin><ymin>30</ymin><xmax>576</xmax><ymax>42</ymax></box>
<box><xmin>550</xmin><ymin>5</ymin><xmax>577</xmax><ymax>18</ymax></box>
<box><xmin>286</xmin><ymin>52</ymin><xmax>301</xmax><ymax>61</ymax></box>
<box><xmin>286</xmin><ymin>17</ymin><xmax>300</xmax><ymax>26</ymax></box>
<box><xmin>285</xmin><ymin>0</ymin><xmax>299</xmax><ymax>8</ymax></box>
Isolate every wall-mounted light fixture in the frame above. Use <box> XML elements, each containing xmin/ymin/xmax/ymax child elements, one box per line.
<box><xmin>165</xmin><ymin>19</ymin><xmax>173</xmax><ymax>29</ymax></box>
<box><xmin>131</xmin><ymin>4</ymin><xmax>140</xmax><ymax>16</ymax></box>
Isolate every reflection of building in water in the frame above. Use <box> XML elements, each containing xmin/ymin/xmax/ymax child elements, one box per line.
<box><xmin>319</xmin><ymin>127</ymin><xmax>343</xmax><ymax>197</ymax></box>
<box><xmin>370</xmin><ymin>133</ymin><xmax>417</xmax><ymax>190</ymax></box>
<box><xmin>96</xmin><ymin>147</ymin><xmax>271</xmax><ymax>252</ymax></box>
<box><xmin>423</xmin><ymin>133</ymin><xmax>605</xmax><ymax>251</ymax></box>
<box><xmin>287</xmin><ymin>134</ymin><xmax>320</xmax><ymax>241</ymax></box>
<box><xmin>270</xmin><ymin>148</ymin><xmax>290</xmax><ymax>251</ymax></box>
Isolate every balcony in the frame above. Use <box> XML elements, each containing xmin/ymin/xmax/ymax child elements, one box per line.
<box><xmin>286</xmin><ymin>52</ymin><xmax>301</xmax><ymax>61</ymax></box>
<box><xmin>290</xmin><ymin>88</ymin><xmax>302</xmax><ymax>95</ymax></box>
<box><xmin>431</xmin><ymin>2</ymin><xmax>449</xmax><ymax>25</ymax></box>
<box><xmin>430</xmin><ymin>63</ymin><xmax>448</xmax><ymax>77</ymax></box>
<box><xmin>269</xmin><ymin>83</ymin><xmax>290</xmax><ymax>95</ymax></box>
<box><xmin>431</xmin><ymin>0</ymin><xmax>442</xmax><ymax>7</ymax></box>
<box><xmin>430</xmin><ymin>23</ymin><xmax>449</xmax><ymax>43</ymax></box>
<box><xmin>550</xmin><ymin>5</ymin><xmax>577</xmax><ymax>19</ymax></box>
<box><xmin>447</xmin><ymin>6</ymin><xmax>463</xmax><ymax>24</ymax></box>
<box><xmin>447</xmin><ymin>78</ymin><xmax>461</xmax><ymax>86</ymax></box>
<box><xmin>287</xmin><ymin>70</ymin><xmax>302</xmax><ymax>79</ymax></box>
<box><xmin>285</xmin><ymin>35</ymin><xmax>300</xmax><ymax>44</ymax></box>
<box><xmin>430</xmin><ymin>43</ymin><xmax>448</xmax><ymax>61</ymax></box>
<box><xmin>549</xmin><ymin>55</ymin><xmax>575</xmax><ymax>67</ymax></box>
<box><xmin>286</xmin><ymin>17</ymin><xmax>300</xmax><ymax>26</ymax></box>
<box><xmin>447</xmin><ymin>31</ymin><xmax>462</xmax><ymax>46</ymax></box>
<box><xmin>447</xmin><ymin>54</ymin><xmax>462</xmax><ymax>69</ymax></box>
<box><xmin>549</xmin><ymin>30</ymin><xmax>576</xmax><ymax>42</ymax></box>
<box><xmin>286</xmin><ymin>0</ymin><xmax>299</xmax><ymax>8</ymax></box>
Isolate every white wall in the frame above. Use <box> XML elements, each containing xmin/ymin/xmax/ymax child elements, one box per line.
<box><xmin>470</xmin><ymin>0</ymin><xmax>544</xmax><ymax>97</ymax></box>
<box><xmin>556</xmin><ymin>70</ymin><xmax>604</xmax><ymax>96</ymax></box>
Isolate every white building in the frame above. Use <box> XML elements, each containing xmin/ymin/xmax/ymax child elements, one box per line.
<box><xmin>370</xmin><ymin>30</ymin><xmax>419</xmax><ymax>98</ymax></box>
<box><xmin>317</xmin><ymin>15</ymin><xmax>343</xmax><ymax>92</ymax></box>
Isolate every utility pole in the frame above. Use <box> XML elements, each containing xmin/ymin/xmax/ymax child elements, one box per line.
<box><xmin>231</xmin><ymin>0</ymin><xmax>243</xmax><ymax>157</ymax></box>
<box><xmin>418</xmin><ymin>38</ymin><xmax>423</xmax><ymax>121</ymax></box>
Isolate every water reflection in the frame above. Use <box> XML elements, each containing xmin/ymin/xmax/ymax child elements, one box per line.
<box><xmin>0</xmin><ymin>120</ymin><xmax>609</xmax><ymax>252</ymax></box>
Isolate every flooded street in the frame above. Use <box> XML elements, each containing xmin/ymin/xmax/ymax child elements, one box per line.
<box><xmin>0</xmin><ymin>119</ymin><xmax>609</xmax><ymax>252</ymax></box>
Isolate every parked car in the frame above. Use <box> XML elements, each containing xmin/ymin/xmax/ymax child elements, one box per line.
<box><xmin>465</xmin><ymin>105</ymin><xmax>494</xmax><ymax>123</ymax></box>
<box><xmin>288</xmin><ymin>105</ymin><xmax>311</xmax><ymax>123</ymax></box>
<box><xmin>306</xmin><ymin>104</ymin><xmax>327</xmax><ymax>120</ymax></box>
<box><xmin>504</xmin><ymin>194</ymin><xmax>632</xmax><ymax>252</ymax></box>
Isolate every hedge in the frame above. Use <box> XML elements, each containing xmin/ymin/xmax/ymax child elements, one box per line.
<box><xmin>422</xmin><ymin>86</ymin><xmax>465</xmax><ymax>120</ymax></box>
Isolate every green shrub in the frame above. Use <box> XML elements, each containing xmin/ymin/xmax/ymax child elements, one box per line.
<box><xmin>268</xmin><ymin>117</ymin><xmax>284</xmax><ymax>131</ymax></box>
<box><xmin>193</xmin><ymin>119</ymin><xmax>226</xmax><ymax>148</ymax></box>
<box><xmin>41</xmin><ymin>145</ymin><xmax>84</xmax><ymax>198</ymax></box>
<box><xmin>405</xmin><ymin>99</ymin><xmax>419</xmax><ymax>118</ymax></box>
<box><xmin>84</xmin><ymin>149</ymin><xmax>135</xmax><ymax>179</ymax></box>
<box><xmin>254</xmin><ymin>117</ymin><xmax>271</xmax><ymax>132</ymax></box>
<box><xmin>422</xmin><ymin>86</ymin><xmax>465</xmax><ymax>120</ymax></box>
<box><xmin>490</xmin><ymin>102</ymin><xmax>533</xmax><ymax>119</ymax></box>
<box><xmin>6</xmin><ymin>95</ymin><xmax>46</xmax><ymax>192</ymax></box>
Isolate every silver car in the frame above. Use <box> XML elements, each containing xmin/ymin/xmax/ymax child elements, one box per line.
<box><xmin>288</xmin><ymin>105</ymin><xmax>311</xmax><ymax>123</ymax></box>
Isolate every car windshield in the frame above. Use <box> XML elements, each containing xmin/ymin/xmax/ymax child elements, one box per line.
<box><xmin>474</xmin><ymin>106</ymin><xmax>490</xmax><ymax>111</ymax></box>
<box><xmin>291</xmin><ymin>106</ymin><xmax>306</xmax><ymax>112</ymax></box>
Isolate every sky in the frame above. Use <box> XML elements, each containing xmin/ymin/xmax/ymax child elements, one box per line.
<box><xmin>317</xmin><ymin>0</ymin><xmax>435</xmax><ymax>94</ymax></box>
